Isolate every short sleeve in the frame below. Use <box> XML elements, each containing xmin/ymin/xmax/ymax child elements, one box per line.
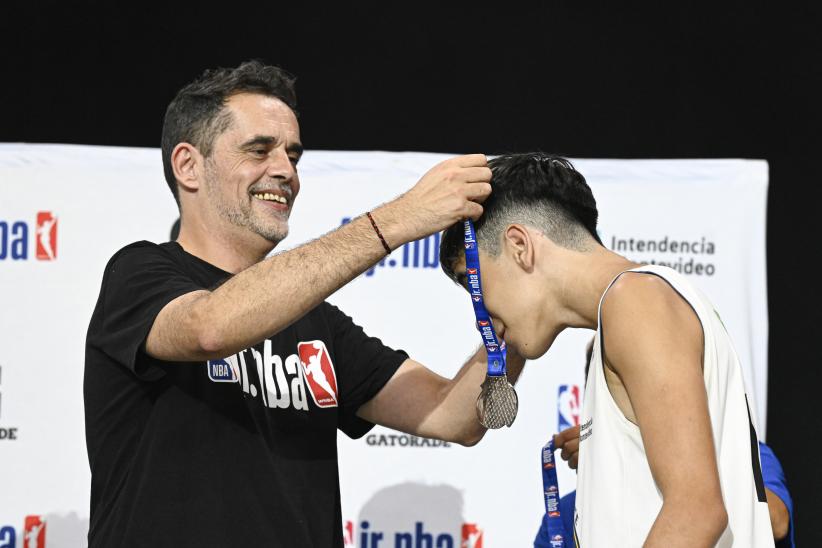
<box><xmin>88</xmin><ymin>242</ymin><xmax>203</xmax><ymax>380</ymax></box>
<box><xmin>322</xmin><ymin>303</ymin><xmax>407</xmax><ymax>439</ymax></box>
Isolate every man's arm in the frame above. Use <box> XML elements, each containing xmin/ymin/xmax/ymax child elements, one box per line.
<box><xmin>766</xmin><ymin>488</ymin><xmax>790</xmax><ymax>541</ymax></box>
<box><xmin>357</xmin><ymin>346</ymin><xmax>526</xmax><ymax>446</ymax></box>
<box><xmin>601</xmin><ymin>274</ymin><xmax>727</xmax><ymax>548</ymax></box>
<box><xmin>758</xmin><ymin>441</ymin><xmax>792</xmax><ymax>542</ymax></box>
<box><xmin>146</xmin><ymin>154</ymin><xmax>492</xmax><ymax>361</ymax></box>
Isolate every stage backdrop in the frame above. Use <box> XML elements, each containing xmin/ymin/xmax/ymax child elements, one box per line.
<box><xmin>0</xmin><ymin>144</ymin><xmax>768</xmax><ymax>547</ymax></box>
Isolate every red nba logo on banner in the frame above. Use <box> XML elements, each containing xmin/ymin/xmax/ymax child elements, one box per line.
<box><xmin>297</xmin><ymin>341</ymin><xmax>338</xmax><ymax>408</ymax></box>
<box><xmin>23</xmin><ymin>515</ymin><xmax>46</xmax><ymax>548</ymax></box>
<box><xmin>35</xmin><ymin>212</ymin><xmax>57</xmax><ymax>261</ymax></box>
<box><xmin>461</xmin><ymin>523</ymin><xmax>483</xmax><ymax>548</ymax></box>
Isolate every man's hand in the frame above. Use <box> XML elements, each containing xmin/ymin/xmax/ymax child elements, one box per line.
<box><xmin>375</xmin><ymin>154</ymin><xmax>492</xmax><ymax>246</ymax></box>
<box><xmin>554</xmin><ymin>424</ymin><xmax>581</xmax><ymax>469</ymax></box>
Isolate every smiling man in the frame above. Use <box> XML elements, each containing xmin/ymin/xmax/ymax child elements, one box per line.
<box><xmin>83</xmin><ymin>61</ymin><xmax>523</xmax><ymax>548</ymax></box>
<box><xmin>440</xmin><ymin>153</ymin><xmax>773</xmax><ymax>547</ymax></box>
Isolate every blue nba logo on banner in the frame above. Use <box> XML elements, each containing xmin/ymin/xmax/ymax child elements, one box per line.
<box><xmin>557</xmin><ymin>385</ymin><xmax>581</xmax><ymax>432</ymax></box>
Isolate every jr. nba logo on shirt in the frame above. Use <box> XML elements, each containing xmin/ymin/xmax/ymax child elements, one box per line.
<box><xmin>297</xmin><ymin>341</ymin><xmax>339</xmax><ymax>408</ymax></box>
<box><xmin>558</xmin><ymin>384</ymin><xmax>581</xmax><ymax>432</ymax></box>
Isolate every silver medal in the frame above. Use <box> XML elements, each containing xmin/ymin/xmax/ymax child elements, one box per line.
<box><xmin>476</xmin><ymin>375</ymin><xmax>518</xmax><ymax>429</ymax></box>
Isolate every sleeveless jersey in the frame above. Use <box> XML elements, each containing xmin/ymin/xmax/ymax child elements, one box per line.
<box><xmin>573</xmin><ymin>265</ymin><xmax>773</xmax><ymax>547</ymax></box>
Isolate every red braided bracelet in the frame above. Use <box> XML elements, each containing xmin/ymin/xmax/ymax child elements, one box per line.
<box><xmin>366</xmin><ymin>211</ymin><xmax>392</xmax><ymax>255</ymax></box>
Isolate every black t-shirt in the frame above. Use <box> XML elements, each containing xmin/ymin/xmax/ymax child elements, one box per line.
<box><xmin>84</xmin><ymin>241</ymin><xmax>406</xmax><ymax>548</ymax></box>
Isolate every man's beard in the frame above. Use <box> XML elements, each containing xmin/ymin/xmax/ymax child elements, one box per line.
<box><xmin>203</xmin><ymin>165</ymin><xmax>290</xmax><ymax>244</ymax></box>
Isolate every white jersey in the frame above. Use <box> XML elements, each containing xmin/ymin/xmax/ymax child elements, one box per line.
<box><xmin>574</xmin><ymin>265</ymin><xmax>773</xmax><ymax>547</ymax></box>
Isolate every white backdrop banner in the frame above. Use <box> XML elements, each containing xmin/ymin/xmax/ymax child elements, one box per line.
<box><xmin>0</xmin><ymin>144</ymin><xmax>768</xmax><ymax>547</ymax></box>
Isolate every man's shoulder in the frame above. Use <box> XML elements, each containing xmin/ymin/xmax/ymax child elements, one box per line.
<box><xmin>298</xmin><ymin>301</ymin><xmax>345</xmax><ymax>331</ymax></box>
<box><xmin>107</xmin><ymin>240</ymin><xmax>175</xmax><ymax>264</ymax></box>
<box><xmin>102</xmin><ymin>240</ymin><xmax>182</xmax><ymax>275</ymax></box>
<box><xmin>93</xmin><ymin>241</ymin><xmax>193</xmax><ymax>298</ymax></box>
<box><xmin>311</xmin><ymin>301</ymin><xmax>366</xmax><ymax>330</ymax></box>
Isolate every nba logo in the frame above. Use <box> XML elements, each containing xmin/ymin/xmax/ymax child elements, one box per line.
<box><xmin>558</xmin><ymin>385</ymin><xmax>581</xmax><ymax>431</ymax></box>
<box><xmin>461</xmin><ymin>523</ymin><xmax>483</xmax><ymax>548</ymax></box>
<box><xmin>297</xmin><ymin>341</ymin><xmax>339</xmax><ymax>408</ymax></box>
<box><xmin>207</xmin><ymin>357</ymin><xmax>238</xmax><ymax>383</ymax></box>
<box><xmin>467</xmin><ymin>268</ymin><xmax>477</xmax><ymax>275</ymax></box>
<box><xmin>35</xmin><ymin>212</ymin><xmax>57</xmax><ymax>261</ymax></box>
<box><xmin>23</xmin><ymin>516</ymin><xmax>45</xmax><ymax>548</ymax></box>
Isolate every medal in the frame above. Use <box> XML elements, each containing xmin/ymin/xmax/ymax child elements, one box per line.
<box><xmin>477</xmin><ymin>375</ymin><xmax>518</xmax><ymax>428</ymax></box>
<box><xmin>464</xmin><ymin>219</ymin><xmax>519</xmax><ymax>429</ymax></box>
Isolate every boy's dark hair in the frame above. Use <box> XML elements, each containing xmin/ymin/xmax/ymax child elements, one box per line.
<box><xmin>440</xmin><ymin>153</ymin><xmax>603</xmax><ymax>283</ymax></box>
<box><xmin>160</xmin><ymin>60</ymin><xmax>298</xmax><ymax>207</ymax></box>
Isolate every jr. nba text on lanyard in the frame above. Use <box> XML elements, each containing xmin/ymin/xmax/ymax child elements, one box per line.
<box><xmin>463</xmin><ymin>219</ymin><xmax>518</xmax><ymax>429</ymax></box>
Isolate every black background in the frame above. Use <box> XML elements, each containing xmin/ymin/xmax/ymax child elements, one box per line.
<box><xmin>4</xmin><ymin>2</ymin><xmax>820</xmax><ymax>544</ymax></box>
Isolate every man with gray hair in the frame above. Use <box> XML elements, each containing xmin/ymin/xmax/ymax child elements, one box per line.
<box><xmin>84</xmin><ymin>61</ymin><xmax>523</xmax><ymax>547</ymax></box>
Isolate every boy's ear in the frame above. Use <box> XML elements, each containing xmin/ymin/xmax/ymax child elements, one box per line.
<box><xmin>504</xmin><ymin>224</ymin><xmax>536</xmax><ymax>272</ymax></box>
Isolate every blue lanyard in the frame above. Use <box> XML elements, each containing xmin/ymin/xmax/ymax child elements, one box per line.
<box><xmin>542</xmin><ymin>439</ymin><xmax>568</xmax><ymax>547</ymax></box>
<box><xmin>463</xmin><ymin>220</ymin><xmax>507</xmax><ymax>376</ymax></box>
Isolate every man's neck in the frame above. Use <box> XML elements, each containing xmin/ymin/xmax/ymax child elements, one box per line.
<box><xmin>176</xmin><ymin>221</ymin><xmax>275</xmax><ymax>274</ymax></box>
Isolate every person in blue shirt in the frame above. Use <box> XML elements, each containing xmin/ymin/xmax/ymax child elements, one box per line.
<box><xmin>535</xmin><ymin>424</ymin><xmax>795</xmax><ymax>547</ymax></box>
